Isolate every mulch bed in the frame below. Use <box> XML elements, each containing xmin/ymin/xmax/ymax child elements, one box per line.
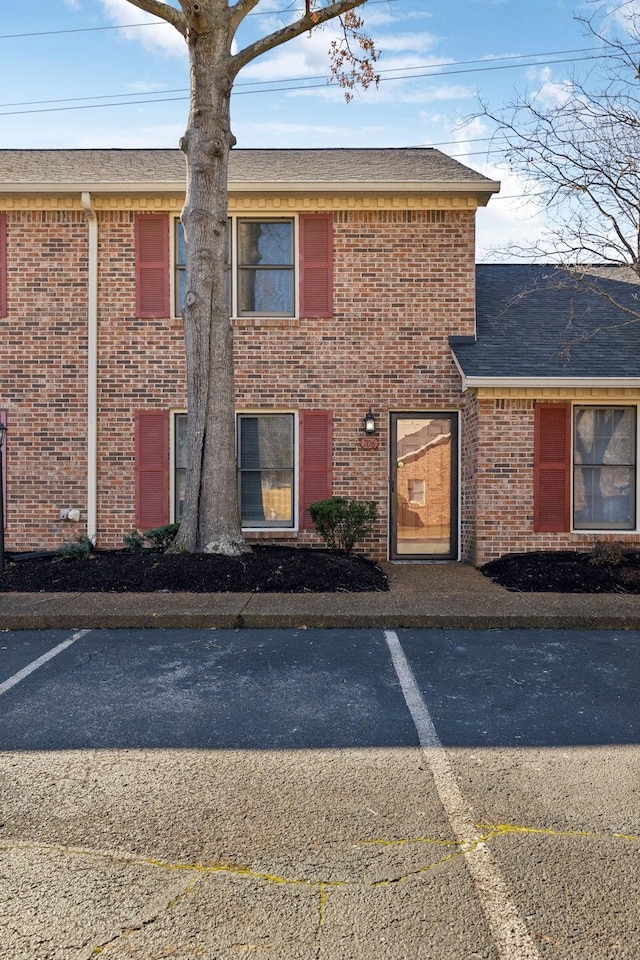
<box><xmin>0</xmin><ymin>545</ymin><xmax>388</xmax><ymax>594</ymax></box>
<box><xmin>481</xmin><ymin>549</ymin><xmax>640</xmax><ymax>593</ymax></box>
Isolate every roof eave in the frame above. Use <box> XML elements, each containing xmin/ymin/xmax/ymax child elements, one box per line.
<box><xmin>462</xmin><ymin>376</ymin><xmax>640</xmax><ymax>389</ymax></box>
<box><xmin>0</xmin><ymin>179</ymin><xmax>501</xmax><ymax>201</ymax></box>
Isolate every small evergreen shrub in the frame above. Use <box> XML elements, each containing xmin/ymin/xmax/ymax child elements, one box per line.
<box><xmin>123</xmin><ymin>524</ymin><xmax>179</xmax><ymax>552</ymax></box>
<box><xmin>589</xmin><ymin>541</ymin><xmax>625</xmax><ymax>567</ymax></box>
<box><xmin>123</xmin><ymin>530</ymin><xmax>146</xmax><ymax>553</ymax></box>
<box><xmin>309</xmin><ymin>497</ymin><xmax>377</xmax><ymax>555</ymax></box>
<box><xmin>57</xmin><ymin>535</ymin><xmax>93</xmax><ymax>559</ymax></box>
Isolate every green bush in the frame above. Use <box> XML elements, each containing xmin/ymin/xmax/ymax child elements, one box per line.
<box><xmin>57</xmin><ymin>534</ymin><xmax>93</xmax><ymax>559</ymax></box>
<box><xmin>589</xmin><ymin>541</ymin><xmax>625</xmax><ymax>567</ymax></box>
<box><xmin>123</xmin><ymin>524</ymin><xmax>179</xmax><ymax>552</ymax></box>
<box><xmin>309</xmin><ymin>497</ymin><xmax>377</xmax><ymax>555</ymax></box>
<box><xmin>123</xmin><ymin>530</ymin><xmax>146</xmax><ymax>553</ymax></box>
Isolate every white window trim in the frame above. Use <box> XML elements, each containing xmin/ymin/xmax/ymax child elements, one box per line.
<box><xmin>570</xmin><ymin>401</ymin><xmax>639</xmax><ymax>535</ymax></box>
<box><xmin>172</xmin><ymin>215</ymin><xmax>299</xmax><ymax>321</ymax></box>
<box><xmin>237</xmin><ymin>409</ymin><xmax>299</xmax><ymax>533</ymax></box>
<box><xmin>171</xmin><ymin>409</ymin><xmax>299</xmax><ymax>532</ymax></box>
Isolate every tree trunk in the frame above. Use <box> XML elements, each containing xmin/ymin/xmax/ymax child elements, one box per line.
<box><xmin>173</xmin><ymin>16</ymin><xmax>246</xmax><ymax>555</ymax></box>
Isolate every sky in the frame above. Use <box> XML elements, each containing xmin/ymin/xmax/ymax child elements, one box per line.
<box><xmin>0</xmin><ymin>0</ymin><xmax>636</xmax><ymax>257</ymax></box>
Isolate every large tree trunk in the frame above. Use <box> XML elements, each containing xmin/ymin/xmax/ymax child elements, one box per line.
<box><xmin>173</xmin><ymin>14</ymin><xmax>246</xmax><ymax>555</ymax></box>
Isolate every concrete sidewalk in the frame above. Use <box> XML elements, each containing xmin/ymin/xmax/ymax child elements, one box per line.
<box><xmin>2</xmin><ymin>561</ymin><xmax>640</xmax><ymax>630</ymax></box>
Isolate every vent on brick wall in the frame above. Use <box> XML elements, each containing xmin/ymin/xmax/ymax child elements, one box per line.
<box><xmin>426</xmin><ymin>210</ymin><xmax>447</xmax><ymax>223</ymax></box>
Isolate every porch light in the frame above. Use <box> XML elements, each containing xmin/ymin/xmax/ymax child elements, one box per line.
<box><xmin>363</xmin><ymin>407</ymin><xmax>377</xmax><ymax>435</ymax></box>
<box><xmin>0</xmin><ymin>421</ymin><xmax>5</xmax><ymax>574</ymax></box>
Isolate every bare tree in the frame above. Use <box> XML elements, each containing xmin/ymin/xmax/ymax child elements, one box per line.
<box><xmin>478</xmin><ymin>4</ymin><xmax>640</xmax><ymax>309</ymax></box>
<box><xmin>123</xmin><ymin>0</ymin><xmax>378</xmax><ymax>554</ymax></box>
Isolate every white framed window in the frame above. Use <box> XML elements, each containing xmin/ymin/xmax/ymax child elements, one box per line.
<box><xmin>174</xmin><ymin>217</ymin><xmax>295</xmax><ymax>319</ymax></box>
<box><xmin>573</xmin><ymin>405</ymin><xmax>637</xmax><ymax>531</ymax></box>
<box><xmin>173</xmin><ymin>412</ymin><xmax>296</xmax><ymax>529</ymax></box>
<box><xmin>238</xmin><ymin>413</ymin><xmax>295</xmax><ymax>528</ymax></box>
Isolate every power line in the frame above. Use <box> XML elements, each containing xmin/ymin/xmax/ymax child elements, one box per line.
<box><xmin>0</xmin><ymin>0</ymin><xmax>400</xmax><ymax>40</ymax></box>
<box><xmin>0</xmin><ymin>47</ymin><xmax>624</xmax><ymax>117</ymax></box>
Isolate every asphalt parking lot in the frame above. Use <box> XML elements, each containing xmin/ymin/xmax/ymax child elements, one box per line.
<box><xmin>1</xmin><ymin>627</ymin><xmax>639</xmax><ymax>959</ymax></box>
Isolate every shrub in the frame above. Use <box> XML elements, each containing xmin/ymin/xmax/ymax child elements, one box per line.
<box><xmin>589</xmin><ymin>541</ymin><xmax>625</xmax><ymax>567</ymax></box>
<box><xmin>309</xmin><ymin>497</ymin><xmax>377</xmax><ymax>555</ymax></box>
<box><xmin>123</xmin><ymin>530</ymin><xmax>146</xmax><ymax>553</ymax></box>
<box><xmin>123</xmin><ymin>524</ymin><xmax>179</xmax><ymax>552</ymax></box>
<box><xmin>57</xmin><ymin>535</ymin><xmax>93</xmax><ymax>559</ymax></box>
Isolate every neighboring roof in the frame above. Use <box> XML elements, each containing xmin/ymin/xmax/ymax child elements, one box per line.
<box><xmin>451</xmin><ymin>264</ymin><xmax>640</xmax><ymax>387</ymax></box>
<box><xmin>0</xmin><ymin>147</ymin><xmax>499</xmax><ymax>200</ymax></box>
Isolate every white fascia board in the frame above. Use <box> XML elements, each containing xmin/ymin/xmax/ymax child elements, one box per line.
<box><xmin>1</xmin><ymin>179</ymin><xmax>501</xmax><ymax>203</ymax></box>
<box><xmin>463</xmin><ymin>376</ymin><xmax>640</xmax><ymax>390</ymax></box>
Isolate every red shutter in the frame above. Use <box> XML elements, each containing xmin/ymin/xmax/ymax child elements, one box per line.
<box><xmin>0</xmin><ymin>212</ymin><xmax>7</xmax><ymax>318</ymax></box>
<box><xmin>0</xmin><ymin>410</ymin><xmax>6</xmax><ymax>529</ymax></box>
<box><xmin>299</xmin><ymin>214</ymin><xmax>333</xmax><ymax>318</ymax></box>
<box><xmin>534</xmin><ymin>403</ymin><xmax>571</xmax><ymax>532</ymax></box>
<box><xmin>135</xmin><ymin>213</ymin><xmax>170</xmax><ymax>318</ymax></box>
<box><xmin>135</xmin><ymin>410</ymin><xmax>169</xmax><ymax>529</ymax></box>
<box><xmin>299</xmin><ymin>409</ymin><xmax>333</xmax><ymax>529</ymax></box>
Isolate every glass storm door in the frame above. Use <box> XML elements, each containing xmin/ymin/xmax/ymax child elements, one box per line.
<box><xmin>390</xmin><ymin>413</ymin><xmax>458</xmax><ymax>560</ymax></box>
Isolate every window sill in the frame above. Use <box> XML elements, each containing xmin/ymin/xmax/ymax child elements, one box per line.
<box><xmin>234</xmin><ymin>317</ymin><xmax>300</xmax><ymax>330</ymax></box>
<box><xmin>244</xmin><ymin>530</ymin><xmax>298</xmax><ymax>540</ymax></box>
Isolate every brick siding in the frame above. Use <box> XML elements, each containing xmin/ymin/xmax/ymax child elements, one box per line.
<box><xmin>0</xmin><ymin>205</ymin><xmax>477</xmax><ymax>559</ymax></box>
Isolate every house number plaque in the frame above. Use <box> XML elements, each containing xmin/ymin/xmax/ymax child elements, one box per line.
<box><xmin>360</xmin><ymin>437</ymin><xmax>379</xmax><ymax>450</ymax></box>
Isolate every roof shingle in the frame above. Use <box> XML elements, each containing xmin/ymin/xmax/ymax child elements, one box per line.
<box><xmin>452</xmin><ymin>264</ymin><xmax>640</xmax><ymax>381</ymax></box>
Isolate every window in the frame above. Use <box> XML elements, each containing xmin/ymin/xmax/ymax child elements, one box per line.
<box><xmin>172</xmin><ymin>412</ymin><xmax>295</xmax><ymax>528</ymax></box>
<box><xmin>573</xmin><ymin>406</ymin><xmax>636</xmax><ymax>530</ymax></box>
<box><xmin>174</xmin><ymin>412</ymin><xmax>188</xmax><ymax>522</ymax></box>
<box><xmin>174</xmin><ymin>219</ymin><xmax>186</xmax><ymax>319</ymax></box>
<box><xmin>238</xmin><ymin>414</ymin><xmax>294</xmax><ymax>527</ymax></box>
<box><xmin>408</xmin><ymin>478</ymin><xmax>426</xmax><ymax>507</ymax></box>
<box><xmin>237</xmin><ymin>220</ymin><xmax>294</xmax><ymax>317</ymax></box>
<box><xmin>174</xmin><ymin>218</ymin><xmax>294</xmax><ymax>318</ymax></box>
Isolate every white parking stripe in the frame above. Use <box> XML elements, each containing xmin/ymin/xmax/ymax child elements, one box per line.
<box><xmin>384</xmin><ymin>629</ymin><xmax>540</xmax><ymax>960</ymax></box>
<box><xmin>0</xmin><ymin>630</ymin><xmax>91</xmax><ymax>697</ymax></box>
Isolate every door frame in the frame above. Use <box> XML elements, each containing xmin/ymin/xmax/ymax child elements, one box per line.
<box><xmin>388</xmin><ymin>411</ymin><xmax>459</xmax><ymax>561</ymax></box>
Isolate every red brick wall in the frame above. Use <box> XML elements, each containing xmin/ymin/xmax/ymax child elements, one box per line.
<box><xmin>0</xmin><ymin>205</ymin><xmax>476</xmax><ymax>559</ymax></box>
<box><xmin>472</xmin><ymin>399</ymin><xmax>640</xmax><ymax>565</ymax></box>
<box><xmin>0</xmin><ymin>211</ymin><xmax>89</xmax><ymax>548</ymax></box>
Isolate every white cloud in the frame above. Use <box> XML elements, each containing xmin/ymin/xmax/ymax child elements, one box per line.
<box><xmin>73</xmin><ymin>122</ymin><xmax>185</xmax><ymax>148</ymax></box>
<box><xmin>99</xmin><ymin>0</ymin><xmax>186</xmax><ymax>58</ymax></box>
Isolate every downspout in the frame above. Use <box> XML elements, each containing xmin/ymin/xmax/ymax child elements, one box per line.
<box><xmin>81</xmin><ymin>192</ymin><xmax>98</xmax><ymax>544</ymax></box>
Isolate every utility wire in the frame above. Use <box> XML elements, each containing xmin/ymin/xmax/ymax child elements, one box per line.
<box><xmin>0</xmin><ymin>49</ymin><xmax>623</xmax><ymax>117</ymax></box>
<box><xmin>0</xmin><ymin>0</ymin><xmax>401</xmax><ymax>39</ymax></box>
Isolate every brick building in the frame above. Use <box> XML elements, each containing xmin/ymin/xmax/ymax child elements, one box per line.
<box><xmin>1</xmin><ymin>148</ymin><xmax>639</xmax><ymax>564</ymax></box>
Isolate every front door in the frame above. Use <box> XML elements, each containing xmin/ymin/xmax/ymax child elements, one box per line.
<box><xmin>390</xmin><ymin>412</ymin><xmax>458</xmax><ymax>560</ymax></box>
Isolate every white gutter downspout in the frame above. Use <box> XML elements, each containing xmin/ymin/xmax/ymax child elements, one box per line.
<box><xmin>81</xmin><ymin>192</ymin><xmax>98</xmax><ymax>544</ymax></box>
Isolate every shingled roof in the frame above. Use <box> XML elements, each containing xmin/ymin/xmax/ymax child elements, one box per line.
<box><xmin>0</xmin><ymin>147</ymin><xmax>499</xmax><ymax>198</ymax></box>
<box><xmin>451</xmin><ymin>264</ymin><xmax>640</xmax><ymax>385</ymax></box>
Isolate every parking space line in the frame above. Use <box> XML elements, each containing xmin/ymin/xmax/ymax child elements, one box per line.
<box><xmin>0</xmin><ymin>630</ymin><xmax>91</xmax><ymax>698</ymax></box>
<box><xmin>384</xmin><ymin>629</ymin><xmax>540</xmax><ymax>960</ymax></box>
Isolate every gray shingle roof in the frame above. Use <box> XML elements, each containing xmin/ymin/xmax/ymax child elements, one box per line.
<box><xmin>0</xmin><ymin>147</ymin><xmax>497</xmax><ymax>191</ymax></box>
<box><xmin>451</xmin><ymin>264</ymin><xmax>640</xmax><ymax>382</ymax></box>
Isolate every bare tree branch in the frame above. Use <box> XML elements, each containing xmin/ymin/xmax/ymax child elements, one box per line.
<box><xmin>119</xmin><ymin>0</ymin><xmax>187</xmax><ymax>35</ymax></box>
<box><xmin>474</xmin><ymin>7</ymin><xmax>640</xmax><ymax>318</ymax></box>
<box><xmin>230</xmin><ymin>0</ymin><xmax>369</xmax><ymax>75</ymax></box>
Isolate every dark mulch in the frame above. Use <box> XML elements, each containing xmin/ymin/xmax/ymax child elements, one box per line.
<box><xmin>481</xmin><ymin>549</ymin><xmax>640</xmax><ymax>593</ymax></box>
<box><xmin>0</xmin><ymin>545</ymin><xmax>388</xmax><ymax>594</ymax></box>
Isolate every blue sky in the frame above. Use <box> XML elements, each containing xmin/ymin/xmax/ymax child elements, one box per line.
<box><xmin>0</xmin><ymin>0</ymin><xmax>635</xmax><ymax>256</ymax></box>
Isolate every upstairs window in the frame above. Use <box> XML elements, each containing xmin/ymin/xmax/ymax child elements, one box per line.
<box><xmin>237</xmin><ymin>220</ymin><xmax>294</xmax><ymax>317</ymax></box>
<box><xmin>170</xmin><ymin>214</ymin><xmax>332</xmax><ymax>319</ymax></box>
<box><xmin>175</xmin><ymin>218</ymin><xmax>294</xmax><ymax>319</ymax></box>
